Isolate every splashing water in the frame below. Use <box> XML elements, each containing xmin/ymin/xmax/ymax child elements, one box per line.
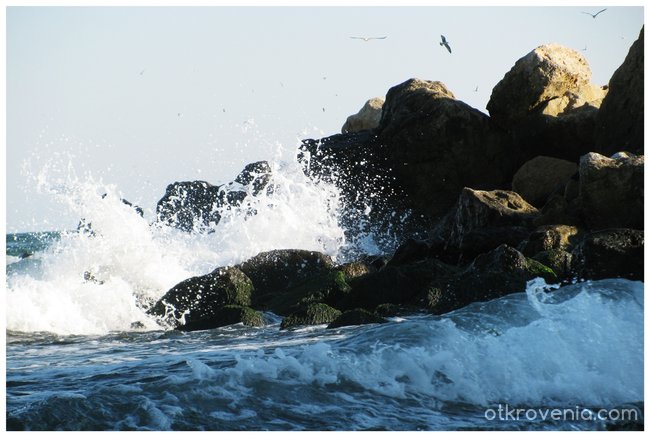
<box><xmin>7</xmin><ymin>154</ymin><xmax>379</xmax><ymax>335</ymax></box>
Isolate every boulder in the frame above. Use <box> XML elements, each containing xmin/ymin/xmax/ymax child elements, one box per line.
<box><xmin>487</xmin><ymin>44</ymin><xmax>607</xmax><ymax>162</ymax></box>
<box><xmin>377</xmin><ymin>79</ymin><xmax>515</xmax><ymax>219</ymax></box>
<box><xmin>571</xmin><ymin>229</ymin><xmax>644</xmax><ymax>281</ymax></box>
<box><xmin>280</xmin><ymin>303</ymin><xmax>341</xmax><ymax>330</ymax></box>
<box><xmin>487</xmin><ymin>44</ymin><xmax>601</xmax><ymax>125</ymax></box>
<box><xmin>512</xmin><ymin>156</ymin><xmax>578</xmax><ymax>207</ymax></box>
<box><xmin>149</xmin><ymin>266</ymin><xmax>254</xmax><ymax>331</ymax></box>
<box><xmin>237</xmin><ymin>249</ymin><xmax>335</xmax><ymax>307</ymax></box>
<box><xmin>448</xmin><ymin>188</ymin><xmax>539</xmax><ymax>249</ymax></box>
<box><xmin>327</xmin><ymin>309</ymin><xmax>387</xmax><ymax>329</ymax></box>
<box><xmin>341</xmin><ymin>97</ymin><xmax>384</xmax><ymax>133</ymax></box>
<box><xmin>437</xmin><ymin>245</ymin><xmax>558</xmax><ymax>314</ymax></box>
<box><xmin>595</xmin><ymin>27</ymin><xmax>644</xmax><ymax>156</ymax></box>
<box><xmin>175</xmin><ymin>305</ymin><xmax>264</xmax><ymax>331</ymax></box>
<box><xmin>578</xmin><ymin>152</ymin><xmax>644</xmax><ymax>230</ymax></box>
<box><xmin>156</xmin><ymin>180</ymin><xmax>224</xmax><ymax>232</ymax></box>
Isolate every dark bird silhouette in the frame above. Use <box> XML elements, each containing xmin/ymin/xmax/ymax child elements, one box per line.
<box><xmin>440</xmin><ymin>35</ymin><xmax>452</xmax><ymax>53</ymax></box>
<box><xmin>581</xmin><ymin>8</ymin><xmax>607</xmax><ymax>18</ymax></box>
<box><xmin>350</xmin><ymin>36</ymin><xmax>387</xmax><ymax>41</ymax></box>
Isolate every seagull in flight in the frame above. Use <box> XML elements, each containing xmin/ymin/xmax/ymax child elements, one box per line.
<box><xmin>581</xmin><ymin>8</ymin><xmax>607</xmax><ymax>18</ymax></box>
<box><xmin>350</xmin><ymin>36</ymin><xmax>387</xmax><ymax>41</ymax></box>
<box><xmin>440</xmin><ymin>35</ymin><xmax>452</xmax><ymax>53</ymax></box>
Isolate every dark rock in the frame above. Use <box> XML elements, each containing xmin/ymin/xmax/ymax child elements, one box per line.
<box><xmin>511</xmin><ymin>156</ymin><xmax>578</xmax><ymax>207</ymax></box>
<box><xmin>339</xmin><ymin>258</ymin><xmax>458</xmax><ymax>311</ymax></box>
<box><xmin>327</xmin><ymin>308</ymin><xmax>387</xmax><ymax>329</ymax></box>
<box><xmin>388</xmin><ymin>238</ymin><xmax>432</xmax><ymax>266</ymax></box>
<box><xmin>448</xmin><ymin>188</ymin><xmax>539</xmax><ymax>249</ymax></box>
<box><xmin>571</xmin><ymin>229</ymin><xmax>644</xmax><ymax>281</ymax></box>
<box><xmin>280</xmin><ymin>303</ymin><xmax>342</xmax><ymax>330</ymax></box>
<box><xmin>533</xmin><ymin>194</ymin><xmax>583</xmax><ymax>228</ymax></box>
<box><xmin>237</xmin><ymin>249</ymin><xmax>334</xmax><ymax>307</ymax></box>
<box><xmin>440</xmin><ymin>245</ymin><xmax>558</xmax><ymax>314</ymax></box>
<box><xmin>196</xmin><ymin>305</ymin><xmax>265</xmax><ymax>330</ymax></box>
<box><xmin>156</xmin><ymin>180</ymin><xmax>224</xmax><ymax>232</ymax></box>
<box><xmin>263</xmin><ymin>270</ymin><xmax>351</xmax><ymax>316</ymax></box>
<box><xmin>234</xmin><ymin>160</ymin><xmax>273</xmax><ymax>195</ymax></box>
<box><xmin>595</xmin><ymin>27</ymin><xmax>644</xmax><ymax>156</ymax></box>
<box><xmin>377</xmin><ymin>79</ymin><xmax>515</xmax><ymax>220</ymax></box>
<box><xmin>148</xmin><ymin>266</ymin><xmax>254</xmax><ymax>330</ymax></box>
<box><xmin>337</xmin><ymin>260</ymin><xmax>374</xmax><ymax>280</ymax></box>
<box><xmin>578</xmin><ymin>152</ymin><xmax>644</xmax><ymax>230</ymax></box>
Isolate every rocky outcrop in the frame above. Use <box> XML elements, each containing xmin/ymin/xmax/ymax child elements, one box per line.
<box><xmin>148</xmin><ymin>266</ymin><xmax>254</xmax><ymax>331</ymax></box>
<box><xmin>512</xmin><ymin>156</ymin><xmax>578</xmax><ymax>207</ymax></box>
<box><xmin>595</xmin><ymin>27</ymin><xmax>644</xmax><ymax>156</ymax></box>
<box><xmin>578</xmin><ymin>152</ymin><xmax>644</xmax><ymax>230</ymax></box>
<box><xmin>341</xmin><ymin>97</ymin><xmax>384</xmax><ymax>133</ymax></box>
<box><xmin>233</xmin><ymin>161</ymin><xmax>273</xmax><ymax>195</ymax></box>
<box><xmin>571</xmin><ymin>229</ymin><xmax>644</xmax><ymax>281</ymax></box>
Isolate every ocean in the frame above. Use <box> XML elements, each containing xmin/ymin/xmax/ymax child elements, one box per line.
<box><xmin>5</xmin><ymin>159</ymin><xmax>644</xmax><ymax>431</ymax></box>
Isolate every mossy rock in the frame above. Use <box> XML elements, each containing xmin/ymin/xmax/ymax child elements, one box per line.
<box><xmin>280</xmin><ymin>303</ymin><xmax>342</xmax><ymax>330</ymax></box>
<box><xmin>526</xmin><ymin>257</ymin><xmax>558</xmax><ymax>283</ymax></box>
<box><xmin>265</xmin><ymin>270</ymin><xmax>351</xmax><ymax>316</ymax></box>
<box><xmin>148</xmin><ymin>266</ymin><xmax>254</xmax><ymax>328</ymax></box>
<box><xmin>327</xmin><ymin>308</ymin><xmax>387</xmax><ymax>329</ymax></box>
<box><xmin>532</xmin><ymin>249</ymin><xmax>573</xmax><ymax>279</ymax></box>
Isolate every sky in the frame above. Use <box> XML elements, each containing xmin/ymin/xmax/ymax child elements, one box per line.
<box><xmin>5</xmin><ymin>4</ymin><xmax>645</xmax><ymax>232</ymax></box>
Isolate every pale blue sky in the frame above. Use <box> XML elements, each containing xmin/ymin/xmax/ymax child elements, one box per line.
<box><xmin>6</xmin><ymin>6</ymin><xmax>644</xmax><ymax>232</ymax></box>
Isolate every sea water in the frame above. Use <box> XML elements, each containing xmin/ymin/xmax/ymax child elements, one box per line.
<box><xmin>5</xmin><ymin>158</ymin><xmax>644</xmax><ymax>430</ymax></box>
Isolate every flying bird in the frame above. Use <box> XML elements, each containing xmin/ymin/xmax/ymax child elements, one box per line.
<box><xmin>440</xmin><ymin>35</ymin><xmax>452</xmax><ymax>53</ymax></box>
<box><xmin>581</xmin><ymin>8</ymin><xmax>607</xmax><ymax>18</ymax></box>
<box><xmin>350</xmin><ymin>36</ymin><xmax>387</xmax><ymax>41</ymax></box>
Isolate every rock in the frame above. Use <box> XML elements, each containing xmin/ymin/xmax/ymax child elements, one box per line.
<box><xmin>439</xmin><ymin>245</ymin><xmax>558</xmax><ymax>314</ymax></box>
<box><xmin>487</xmin><ymin>44</ymin><xmax>600</xmax><ymax>126</ymax></box>
<box><xmin>341</xmin><ymin>97</ymin><xmax>384</xmax><ymax>133</ymax></box>
<box><xmin>578</xmin><ymin>152</ymin><xmax>644</xmax><ymax>230</ymax></box>
<box><xmin>156</xmin><ymin>180</ymin><xmax>224</xmax><ymax>232</ymax></box>
<box><xmin>512</xmin><ymin>156</ymin><xmax>578</xmax><ymax>207</ymax></box>
<box><xmin>571</xmin><ymin>229</ymin><xmax>644</xmax><ymax>281</ymax></box>
<box><xmin>488</xmin><ymin>44</ymin><xmax>607</xmax><ymax>163</ymax></box>
<box><xmin>206</xmin><ymin>305</ymin><xmax>265</xmax><ymax>329</ymax></box>
<box><xmin>448</xmin><ymin>188</ymin><xmax>539</xmax><ymax>249</ymax></box>
<box><xmin>519</xmin><ymin>225</ymin><xmax>581</xmax><ymax>256</ymax></box>
<box><xmin>377</xmin><ymin>79</ymin><xmax>515</xmax><ymax>219</ymax></box>
<box><xmin>237</xmin><ymin>249</ymin><xmax>335</xmax><ymax>307</ymax></box>
<box><xmin>532</xmin><ymin>249</ymin><xmax>574</xmax><ymax>280</ymax></box>
<box><xmin>327</xmin><ymin>309</ymin><xmax>387</xmax><ymax>329</ymax></box>
<box><xmin>263</xmin><ymin>270</ymin><xmax>351</xmax><ymax>316</ymax></box>
<box><xmin>595</xmin><ymin>27</ymin><xmax>644</xmax><ymax>156</ymax></box>
<box><xmin>533</xmin><ymin>194</ymin><xmax>583</xmax><ymax>228</ymax></box>
<box><xmin>148</xmin><ymin>266</ymin><xmax>254</xmax><ymax>330</ymax></box>
<box><xmin>233</xmin><ymin>160</ymin><xmax>273</xmax><ymax>195</ymax></box>
<box><xmin>280</xmin><ymin>303</ymin><xmax>342</xmax><ymax>330</ymax></box>
<box><xmin>339</xmin><ymin>258</ymin><xmax>458</xmax><ymax>311</ymax></box>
